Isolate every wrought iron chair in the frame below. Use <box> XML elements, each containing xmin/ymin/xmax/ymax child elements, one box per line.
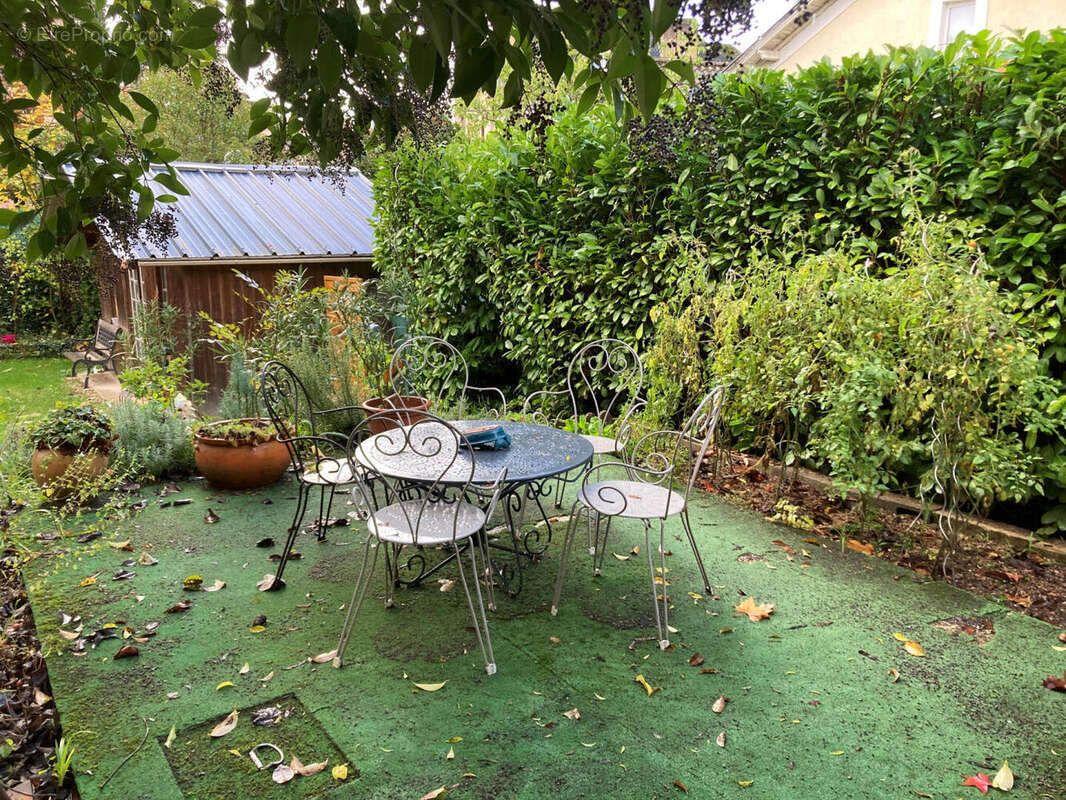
<box><xmin>551</xmin><ymin>386</ymin><xmax>728</xmax><ymax>650</ymax></box>
<box><xmin>333</xmin><ymin>413</ymin><xmax>506</xmax><ymax>675</ymax></box>
<box><xmin>259</xmin><ymin>360</ymin><xmax>365</xmax><ymax>590</ymax></box>
<box><xmin>389</xmin><ymin>336</ymin><xmax>507</xmax><ymax>419</ymax></box>
<box><xmin>523</xmin><ymin>338</ymin><xmax>645</xmax><ymax>456</ymax></box>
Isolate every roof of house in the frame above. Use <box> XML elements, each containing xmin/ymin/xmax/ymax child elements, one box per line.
<box><xmin>727</xmin><ymin>0</ymin><xmax>843</xmax><ymax>71</ymax></box>
<box><xmin>101</xmin><ymin>162</ymin><xmax>375</xmax><ymax>263</ymax></box>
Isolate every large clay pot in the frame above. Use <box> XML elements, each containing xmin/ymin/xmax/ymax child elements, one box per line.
<box><xmin>359</xmin><ymin>396</ymin><xmax>431</xmax><ymax>434</ymax></box>
<box><xmin>194</xmin><ymin>419</ymin><xmax>290</xmax><ymax>490</ymax></box>
<box><xmin>31</xmin><ymin>447</ymin><xmax>110</xmax><ymax>503</ymax></box>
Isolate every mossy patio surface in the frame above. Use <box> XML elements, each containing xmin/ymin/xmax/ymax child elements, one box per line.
<box><xmin>23</xmin><ymin>476</ymin><xmax>1065</xmax><ymax>799</ymax></box>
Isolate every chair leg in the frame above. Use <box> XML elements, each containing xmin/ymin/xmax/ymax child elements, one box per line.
<box><xmin>315</xmin><ymin>485</ymin><xmax>337</xmax><ymax>542</ymax></box>
<box><xmin>644</xmin><ymin>519</ymin><xmax>671</xmax><ymax>650</ymax></box>
<box><xmin>333</xmin><ymin>537</ymin><xmax>380</xmax><ymax>668</ymax></box>
<box><xmin>592</xmin><ymin>514</ymin><xmax>613</xmax><ymax>576</ymax></box>
<box><xmin>551</xmin><ymin>500</ymin><xmax>584</xmax><ymax>616</ymax></box>
<box><xmin>477</xmin><ymin>531</ymin><xmax>497</xmax><ymax>612</ymax></box>
<box><xmin>680</xmin><ymin>510</ymin><xmax>712</xmax><ymax>594</ymax></box>
<box><xmin>268</xmin><ymin>483</ymin><xmax>311</xmax><ymax>591</ymax></box>
<box><xmin>455</xmin><ymin>538</ymin><xmax>496</xmax><ymax>675</ymax></box>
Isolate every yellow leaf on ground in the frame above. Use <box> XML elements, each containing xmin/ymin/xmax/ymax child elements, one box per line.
<box><xmin>208</xmin><ymin>709</ymin><xmax>239</xmax><ymax>737</ymax></box>
<box><xmin>734</xmin><ymin>596</ymin><xmax>774</xmax><ymax>622</ymax></box>
<box><xmin>419</xmin><ymin>787</ymin><xmax>446</xmax><ymax>799</ymax></box>
<box><xmin>892</xmin><ymin>632</ymin><xmax>908</xmax><ymax>642</ymax></box>
<box><xmin>903</xmin><ymin>641</ymin><xmax>925</xmax><ymax>657</ymax></box>
<box><xmin>79</xmin><ymin>576</ymin><xmax>96</xmax><ymax>587</ymax></box>
<box><xmin>446</xmin><ymin>737</ymin><xmax>463</xmax><ymax>743</ymax></box>
<box><xmin>332</xmin><ymin>764</ymin><xmax>349</xmax><ymax>781</ymax></box>
<box><xmin>249</xmin><ymin>625</ymin><xmax>266</xmax><ymax>633</ymax></box>
<box><xmin>413</xmin><ymin>681</ymin><xmax>447</xmax><ymax>692</ymax></box>
<box><xmin>107</xmin><ymin>540</ymin><xmax>132</xmax><ymax>550</ymax></box>
<box><xmin>164</xmin><ymin>725</ymin><xmax>176</xmax><ymax>749</ymax></box>
<box><xmin>228</xmin><ymin>749</ymin><xmax>242</xmax><ymax>757</ymax></box>
<box><xmin>633</xmin><ymin>674</ymin><xmax>660</xmax><ymax>696</ymax></box>
<box><xmin>992</xmin><ymin>760</ymin><xmax>1014</xmax><ymax>791</ymax></box>
<box><xmin>216</xmin><ymin>681</ymin><xmax>234</xmax><ymax>691</ymax></box>
<box><xmin>846</xmin><ymin>539</ymin><xmax>874</xmax><ymax>556</ymax></box>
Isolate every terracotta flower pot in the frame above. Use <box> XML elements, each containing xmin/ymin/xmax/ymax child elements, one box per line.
<box><xmin>31</xmin><ymin>447</ymin><xmax>110</xmax><ymax>503</ymax></box>
<box><xmin>194</xmin><ymin>418</ymin><xmax>290</xmax><ymax>490</ymax></box>
<box><xmin>359</xmin><ymin>396</ymin><xmax>431</xmax><ymax>434</ymax></box>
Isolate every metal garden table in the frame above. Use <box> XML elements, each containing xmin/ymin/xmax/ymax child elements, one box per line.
<box><xmin>356</xmin><ymin>420</ymin><xmax>594</xmax><ymax>596</ymax></box>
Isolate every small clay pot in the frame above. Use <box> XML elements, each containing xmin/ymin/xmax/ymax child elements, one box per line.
<box><xmin>194</xmin><ymin>418</ymin><xmax>290</xmax><ymax>490</ymax></box>
<box><xmin>31</xmin><ymin>447</ymin><xmax>110</xmax><ymax>503</ymax></box>
<box><xmin>359</xmin><ymin>396</ymin><xmax>431</xmax><ymax>434</ymax></box>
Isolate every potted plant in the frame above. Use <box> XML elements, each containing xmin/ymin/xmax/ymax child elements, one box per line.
<box><xmin>30</xmin><ymin>404</ymin><xmax>116</xmax><ymax>502</ymax></box>
<box><xmin>331</xmin><ymin>276</ymin><xmax>429</xmax><ymax>433</ymax></box>
<box><xmin>193</xmin><ymin>418</ymin><xmax>290</xmax><ymax>490</ymax></box>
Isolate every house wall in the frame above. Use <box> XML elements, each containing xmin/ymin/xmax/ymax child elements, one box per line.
<box><xmin>776</xmin><ymin>0</ymin><xmax>1066</xmax><ymax>72</ymax></box>
<box><xmin>96</xmin><ymin>243</ymin><xmax>374</xmax><ymax>389</ymax></box>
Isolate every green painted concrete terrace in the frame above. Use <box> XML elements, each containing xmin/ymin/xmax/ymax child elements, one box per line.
<box><xmin>23</xmin><ymin>477</ymin><xmax>1065</xmax><ymax>799</ymax></box>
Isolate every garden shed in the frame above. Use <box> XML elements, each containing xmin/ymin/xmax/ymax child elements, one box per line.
<box><xmin>88</xmin><ymin>161</ymin><xmax>375</xmax><ymax>386</ymax></box>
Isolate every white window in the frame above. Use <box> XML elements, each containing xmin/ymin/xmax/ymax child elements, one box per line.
<box><xmin>929</xmin><ymin>0</ymin><xmax>986</xmax><ymax>48</ymax></box>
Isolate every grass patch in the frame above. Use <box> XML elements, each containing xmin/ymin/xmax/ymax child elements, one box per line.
<box><xmin>0</xmin><ymin>357</ymin><xmax>75</xmax><ymax>430</ymax></box>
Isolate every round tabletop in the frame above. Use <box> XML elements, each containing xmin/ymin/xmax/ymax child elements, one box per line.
<box><xmin>357</xmin><ymin>420</ymin><xmax>594</xmax><ymax>486</ymax></box>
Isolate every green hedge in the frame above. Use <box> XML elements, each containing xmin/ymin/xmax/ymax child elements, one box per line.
<box><xmin>373</xmin><ymin>30</ymin><xmax>1066</xmax><ymax>528</ymax></box>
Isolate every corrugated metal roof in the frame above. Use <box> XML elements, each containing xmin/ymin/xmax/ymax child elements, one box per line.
<box><xmin>102</xmin><ymin>162</ymin><xmax>375</xmax><ymax>262</ymax></box>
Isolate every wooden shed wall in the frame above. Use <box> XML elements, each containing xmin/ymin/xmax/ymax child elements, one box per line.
<box><xmin>96</xmin><ymin>245</ymin><xmax>374</xmax><ymax>389</ymax></box>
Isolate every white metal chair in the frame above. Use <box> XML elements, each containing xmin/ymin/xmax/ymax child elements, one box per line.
<box><xmin>389</xmin><ymin>335</ymin><xmax>507</xmax><ymax>419</ymax></box>
<box><xmin>333</xmin><ymin>412</ymin><xmax>506</xmax><ymax>675</ymax></box>
<box><xmin>551</xmin><ymin>386</ymin><xmax>728</xmax><ymax>650</ymax></box>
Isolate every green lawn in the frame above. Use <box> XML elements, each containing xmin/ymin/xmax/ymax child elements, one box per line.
<box><xmin>0</xmin><ymin>357</ymin><xmax>76</xmax><ymax>428</ymax></box>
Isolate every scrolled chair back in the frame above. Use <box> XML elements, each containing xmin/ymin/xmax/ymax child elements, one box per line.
<box><xmin>259</xmin><ymin>360</ymin><xmax>317</xmax><ymax>473</ymax></box>
<box><xmin>347</xmin><ymin>411</ymin><xmax>499</xmax><ymax>546</ymax></box>
<box><xmin>566</xmin><ymin>338</ymin><xmax>644</xmax><ymax>431</ymax></box>
<box><xmin>389</xmin><ymin>336</ymin><xmax>470</xmax><ymax>416</ymax></box>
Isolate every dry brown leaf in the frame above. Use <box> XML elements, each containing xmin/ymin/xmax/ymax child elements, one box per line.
<box><xmin>209</xmin><ymin>709</ymin><xmax>239</xmax><ymax>737</ymax></box>
<box><xmin>446</xmin><ymin>746</ymin><xmax>455</xmax><ymax>760</ymax></box>
<box><xmin>846</xmin><ymin>539</ymin><xmax>874</xmax><ymax>556</ymax></box>
<box><xmin>290</xmin><ymin>756</ymin><xmax>328</xmax><ymax>776</ymax></box>
<box><xmin>311</xmin><ymin>649</ymin><xmax>338</xmax><ymax>663</ymax></box>
<box><xmin>715</xmin><ymin>731</ymin><xmax>726</xmax><ymax>748</ymax></box>
<box><xmin>673</xmin><ymin>780</ymin><xmax>689</xmax><ymax>794</ymax></box>
<box><xmin>107</xmin><ymin>540</ymin><xmax>133</xmax><ymax>551</ymax></box>
<box><xmin>58</xmin><ymin>629</ymin><xmax>80</xmax><ymax>640</ymax></box>
<box><xmin>272</xmin><ymin>764</ymin><xmax>295</xmax><ymax>784</ymax></box>
<box><xmin>563</xmin><ymin>708</ymin><xmax>580</xmax><ymax>720</ymax></box>
<box><xmin>34</xmin><ymin>688</ymin><xmax>51</xmax><ymax>705</ymax></box>
<box><xmin>256</xmin><ymin>574</ymin><xmax>277</xmax><ymax>592</ymax></box>
<box><xmin>419</xmin><ymin>788</ymin><xmax>446</xmax><ymax>800</ymax></box>
<box><xmin>204</xmin><ymin>579</ymin><xmax>225</xmax><ymax>592</ymax></box>
<box><xmin>114</xmin><ymin>644</ymin><xmax>139</xmax><ymax>659</ymax></box>
<box><xmin>888</xmin><ymin>668</ymin><xmax>901</xmax><ymax>683</ymax></box>
<box><xmin>712</xmin><ymin>695</ymin><xmax>727</xmax><ymax>714</ymax></box>
<box><xmin>259</xmin><ymin>671</ymin><xmax>274</xmax><ymax>683</ymax></box>
<box><xmin>734</xmin><ymin>596</ymin><xmax>774</xmax><ymax>622</ymax></box>
<box><xmin>687</xmin><ymin>652</ymin><xmax>705</xmax><ymax>667</ymax></box>
<box><xmin>239</xmin><ymin>663</ymin><xmax>250</xmax><ymax>675</ymax></box>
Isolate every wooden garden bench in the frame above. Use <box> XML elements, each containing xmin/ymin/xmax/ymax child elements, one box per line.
<box><xmin>64</xmin><ymin>319</ymin><xmax>123</xmax><ymax>388</ymax></box>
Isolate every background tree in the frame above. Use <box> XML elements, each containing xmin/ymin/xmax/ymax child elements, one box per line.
<box><xmin>130</xmin><ymin>61</ymin><xmax>257</xmax><ymax>164</ymax></box>
<box><xmin>0</xmin><ymin>0</ymin><xmax>759</xmax><ymax>260</ymax></box>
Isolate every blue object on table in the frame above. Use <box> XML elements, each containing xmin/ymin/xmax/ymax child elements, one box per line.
<box><xmin>461</xmin><ymin>425</ymin><xmax>511</xmax><ymax>451</ymax></box>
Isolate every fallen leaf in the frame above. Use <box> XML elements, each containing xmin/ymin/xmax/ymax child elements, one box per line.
<box><xmin>446</xmin><ymin>737</ymin><xmax>463</xmax><ymax>743</ymax></box>
<box><xmin>239</xmin><ymin>663</ymin><xmax>250</xmax><ymax>674</ymax></box>
<box><xmin>58</xmin><ymin>629</ymin><xmax>80</xmax><ymax>640</ymax></box>
<box><xmin>165</xmin><ymin>600</ymin><xmax>191</xmax><ymax>613</ymax></box>
<box><xmin>737</xmin><ymin>780</ymin><xmax>753</xmax><ymax>787</ymax></box>
<box><xmin>446</xmin><ymin>746</ymin><xmax>455</xmax><ymax>760</ymax></box>
<box><xmin>167</xmin><ymin>692</ymin><xmax>179</xmax><ymax>699</ymax></box>
<box><xmin>414</xmin><ymin>681</ymin><xmax>447</xmax><ymax>692</ymax></box>
<box><xmin>164</xmin><ymin>725</ymin><xmax>176</xmax><ymax>749</ymax></box>
<box><xmin>439</xmin><ymin>579</ymin><xmax>456</xmax><ymax>592</ymax></box>
<box><xmin>332</xmin><ymin>764</ymin><xmax>349</xmax><ymax>781</ymax></box>
<box><xmin>216</xmin><ymin>681</ymin><xmax>234</xmax><ymax>691</ymax></box>
<box><xmin>593</xmin><ymin>694</ymin><xmax>606</xmax><ymax>701</ymax></box>
<box><xmin>419</xmin><ymin>788</ymin><xmax>445</xmax><ymax>800</ymax></box>
<box><xmin>992</xmin><ymin>760</ymin><xmax>1014</xmax><ymax>791</ymax></box>
<box><xmin>204</xmin><ymin>579</ymin><xmax>225</xmax><ymax>592</ymax></box>
<box><xmin>673</xmin><ymin>780</ymin><xmax>688</xmax><ymax>793</ymax></box>
<box><xmin>563</xmin><ymin>708</ymin><xmax>580</xmax><ymax>720</ymax></box>
<box><xmin>612</xmin><ymin>553</ymin><xmax>629</xmax><ymax>561</ymax></box>
<box><xmin>961</xmin><ymin>773</ymin><xmax>992</xmax><ymax>795</ymax></box>
<box><xmin>734</xmin><ymin>596</ymin><xmax>774</xmax><ymax>622</ymax></box>
<box><xmin>114</xmin><ymin>644</ymin><xmax>139</xmax><ymax>659</ymax></box>
<box><xmin>312</xmin><ymin>649</ymin><xmax>337</xmax><ymax>664</ymax></box>
<box><xmin>1042</xmin><ymin>671</ymin><xmax>1066</xmax><ymax>691</ymax></box>
<box><xmin>138</xmin><ymin>552</ymin><xmax>158</xmax><ymax>566</ymax></box>
<box><xmin>209</xmin><ymin>709</ymin><xmax>239</xmax><ymax>737</ymax></box>
<box><xmin>888</xmin><ymin>669</ymin><xmax>901</xmax><ymax>683</ymax></box>
<box><xmin>716</xmin><ymin>731</ymin><xmax>726</xmax><ymax>748</ymax></box>
<box><xmin>712</xmin><ymin>695</ymin><xmax>727</xmax><ymax>714</ymax></box>
<box><xmin>903</xmin><ymin>641</ymin><xmax>925</xmax><ymax>657</ymax></box>
<box><xmin>629</xmin><ymin>546</ymin><xmax>640</xmax><ymax>555</ymax></box>
<box><xmin>846</xmin><ymin>539</ymin><xmax>874</xmax><ymax>556</ymax></box>
<box><xmin>256</xmin><ymin>574</ymin><xmax>277</xmax><ymax>591</ymax></box>
<box><xmin>291</xmin><ymin>756</ymin><xmax>328</xmax><ymax>776</ymax></box>
<box><xmin>549</xmin><ymin>636</ymin><xmax>561</xmax><ymax>644</ymax></box>
<box><xmin>892</xmin><ymin>632</ymin><xmax>908</xmax><ymax>642</ymax></box>
<box><xmin>249</xmin><ymin>625</ymin><xmax>266</xmax><ymax>633</ymax></box>
<box><xmin>34</xmin><ymin>688</ymin><xmax>51</xmax><ymax>704</ymax></box>
<box><xmin>79</xmin><ymin>576</ymin><xmax>96</xmax><ymax>587</ymax></box>
<box><xmin>272</xmin><ymin>764</ymin><xmax>295</xmax><ymax>784</ymax></box>
<box><xmin>633</xmin><ymin>674</ymin><xmax>660</xmax><ymax>696</ymax></box>
<box><xmin>687</xmin><ymin>653</ymin><xmax>705</xmax><ymax>667</ymax></box>
<box><xmin>259</xmin><ymin>671</ymin><xmax>274</xmax><ymax>683</ymax></box>
<box><xmin>107</xmin><ymin>540</ymin><xmax>133</xmax><ymax>551</ymax></box>
<box><xmin>204</xmin><ymin>509</ymin><xmax>220</xmax><ymax>524</ymax></box>
<box><xmin>228</xmin><ymin>748</ymin><xmax>241</xmax><ymax>756</ymax></box>
<box><xmin>256</xmin><ymin>537</ymin><xmax>274</xmax><ymax>548</ymax></box>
